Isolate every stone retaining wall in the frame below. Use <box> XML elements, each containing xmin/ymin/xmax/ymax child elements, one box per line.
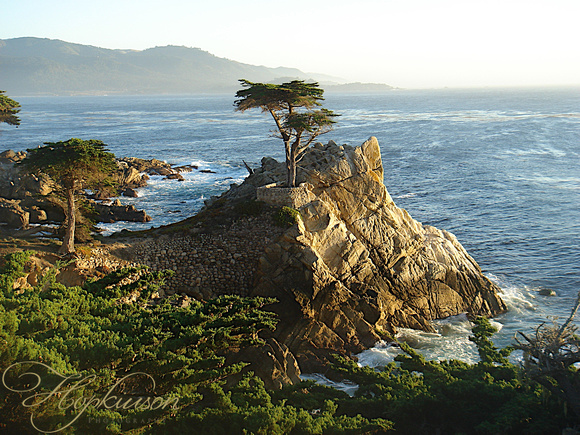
<box><xmin>256</xmin><ymin>183</ymin><xmax>315</xmax><ymax>208</ymax></box>
<box><xmin>130</xmin><ymin>215</ymin><xmax>284</xmax><ymax>299</ymax></box>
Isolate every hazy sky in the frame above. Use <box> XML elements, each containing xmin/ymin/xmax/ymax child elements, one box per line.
<box><xmin>2</xmin><ymin>0</ymin><xmax>579</xmax><ymax>88</ymax></box>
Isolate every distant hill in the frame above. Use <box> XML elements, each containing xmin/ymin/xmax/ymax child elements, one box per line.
<box><xmin>326</xmin><ymin>82</ymin><xmax>394</xmax><ymax>93</ymax></box>
<box><xmin>0</xmin><ymin>37</ymin><xmax>391</xmax><ymax>96</ymax></box>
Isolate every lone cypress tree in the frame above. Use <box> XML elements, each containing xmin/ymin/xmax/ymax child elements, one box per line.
<box><xmin>21</xmin><ymin>138</ymin><xmax>117</xmax><ymax>254</ymax></box>
<box><xmin>235</xmin><ymin>80</ymin><xmax>338</xmax><ymax>187</ymax></box>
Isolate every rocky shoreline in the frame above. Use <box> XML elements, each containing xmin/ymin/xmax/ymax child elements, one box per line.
<box><xmin>0</xmin><ymin>149</ymin><xmax>202</xmax><ymax>233</ymax></box>
<box><xmin>113</xmin><ymin>138</ymin><xmax>505</xmax><ymax>373</ymax></box>
<box><xmin>1</xmin><ymin>138</ymin><xmax>507</xmax><ymax>385</ymax></box>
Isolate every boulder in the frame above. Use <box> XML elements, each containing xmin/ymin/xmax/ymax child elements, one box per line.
<box><xmin>155</xmin><ymin>167</ymin><xmax>173</xmax><ymax>176</ymax></box>
<box><xmin>94</xmin><ymin>203</ymin><xmax>152</xmax><ymax>223</ymax></box>
<box><xmin>164</xmin><ymin>173</ymin><xmax>185</xmax><ymax>181</ymax></box>
<box><xmin>21</xmin><ymin>197</ymin><xmax>65</xmax><ymax>223</ymax></box>
<box><xmin>116</xmin><ymin>166</ymin><xmax>148</xmax><ymax>188</ymax></box>
<box><xmin>222</xmin><ymin>338</ymin><xmax>301</xmax><ymax>390</ymax></box>
<box><xmin>538</xmin><ymin>288</ymin><xmax>557</xmax><ymax>297</ymax></box>
<box><xmin>0</xmin><ymin>198</ymin><xmax>29</xmax><ymax>228</ymax></box>
<box><xmin>118</xmin><ymin>157</ymin><xmax>172</xmax><ymax>174</ymax></box>
<box><xmin>173</xmin><ymin>165</ymin><xmax>194</xmax><ymax>173</ymax></box>
<box><xmin>121</xmin><ymin>188</ymin><xmax>139</xmax><ymax>197</ymax></box>
<box><xmin>0</xmin><ymin>150</ymin><xmax>17</xmax><ymax>163</ymax></box>
<box><xmin>28</xmin><ymin>206</ymin><xmax>48</xmax><ymax>223</ymax></box>
<box><xmin>0</xmin><ymin>159</ymin><xmax>54</xmax><ymax>199</ymax></box>
<box><xmin>18</xmin><ymin>172</ymin><xmax>54</xmax><ymax>197</ymax></box>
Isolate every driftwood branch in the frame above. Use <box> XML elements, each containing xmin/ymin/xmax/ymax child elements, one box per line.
<box><xmin>242</xmin><ymin>160</ymin><xmax>254</xmax><ymax>175</ymax></box>
<box><xmin>514</xmin><ymin>290</ymin><xmax>580</xmax><ymax>418</ymax></box>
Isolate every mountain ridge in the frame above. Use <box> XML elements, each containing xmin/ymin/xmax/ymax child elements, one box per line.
<box><xmin>0</xmin><ymin>37</ymin><xmax>393</xmax><ymax>96</ymax></box>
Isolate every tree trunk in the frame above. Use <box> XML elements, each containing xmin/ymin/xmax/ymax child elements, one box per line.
<box><xmin>59</xmin><ymin>182</ymin><xmax>76</xmax><ymax>254</ymax></box>
<box><xmin>287</xmin><ymin>158</ymin><xmax>297</xmax><ymax>187</ymax></box>
<box><xmin>286</xmin><ymin>141</ymin><xmax>299</xmax><ymax>187</ymax></box>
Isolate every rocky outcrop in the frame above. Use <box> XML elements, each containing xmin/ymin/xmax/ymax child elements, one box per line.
<box><xmin>110</xmin><ymin>138</ymin><xmax>505</xmax><ymax>373</ymax></box>
<box><xmin>93</xmin><ymin>202</ymin><xmax>152</xmax><ymax>223</ymax></box>
<box><xmin>0</xmin><ymin>158</ymin><xmax>55</xmax><ymax>200</ymax></box>
<box><xmin>118</xmin><ymin>157</ymin><xmax>173</xmax><ymax>175</ymax></box>
<box><xmin>117</xmin><ymin>157</ymin><xmax>196</xmax><ymax>178</ymax></box>
<box><xmin>0</xmin><ymin>198</ymin><xmax>30</xmax><ymax>228</ymax></box>
<box><xmin>0</xmin><ymin>151</ymin><xmax>159</xmax><ymax>227</ymax></box>
<box><xmin>112</xmin><ymin>138</ymin><xmax>505</xmax><ymax>372</ymax></box>
<box><xmin>222</xmin><ymin>338</ymin><xmax>301</xmax><ymax>390</ymax></box>
<box><xmin>232</xmin><ymin>138</ymin><xmax>507</xmax><ymax>370</ymax></box>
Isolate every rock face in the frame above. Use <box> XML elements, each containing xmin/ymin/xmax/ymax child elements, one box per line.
<box><xmin>0</xmin><ymin>198</ymin><xmax>30</xmax><ymax>228</ymax></box>
<box><xmin>107</xmin><ymin>137</ymin><xmax>505</xmax><ymax>375</ymax></box>
<box><xmin>222</xmin><ymin>338</ymin><xmax>301</xmax><ymax>390</ymax></box>
<box><xmin>93</xmin><ymin>203</ymin><xmax>152</xmax><ymax>223</ymax></box>
<box><xmin>242</xmin><ymin>138</ymin><xmax>506</xmax><ymax>370</ymax></box>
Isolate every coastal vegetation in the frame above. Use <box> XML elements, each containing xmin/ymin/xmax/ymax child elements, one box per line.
<box><xmin>0</xmin><ymin>251</ymin><xmax>579</xmax><ymax>434</ymax></box>
<box><xmin>234</xmin><ymin>80</ymin><xmax>338</xmax><ymax>187</ymax></box>
<box><xmin>273</xmin><ymin>206</ymin><xmax>301</xmax><ymax>227</ymax></box>
<box><xmin>0</xmin><ymin>90</ymin><xmax>20</xmax><ymax>134</ymax></box>
<box><xmin>20</xmin><ymin>139</ymin><xmax>117</xmax><ymax>254</ymax></box>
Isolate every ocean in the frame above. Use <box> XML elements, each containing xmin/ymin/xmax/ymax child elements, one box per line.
<box><xmin>2</xmin><ymin>87</ymin><xmax>579</xmax><ymax>365</ymax></box>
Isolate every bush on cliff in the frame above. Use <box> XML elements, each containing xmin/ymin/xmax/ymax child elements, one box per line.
<box><xmin>273</xmin><ymin>206</ymin><xmax>301</xmax><ymax>227</ymax></box>
<box><xmin>234</xmin><ymin>80</ymin><xmax>339</xmax><ymax>187</ymax></box>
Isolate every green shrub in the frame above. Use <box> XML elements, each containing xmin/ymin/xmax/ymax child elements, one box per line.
<box><xmin>273</xmin><ymin>206</ymin><xmax>301</xmax><ymax>227</ymax></box>
<box><xmin>0</xmin><ymin>251</ymin><xmax>384</xmax><ymax>434</ymax></box>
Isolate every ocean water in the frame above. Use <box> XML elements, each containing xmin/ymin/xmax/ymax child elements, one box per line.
<box><xmin>2</xmin><ymin>87</ymin><xmax>579</xmax><ymax>364</ymax></box>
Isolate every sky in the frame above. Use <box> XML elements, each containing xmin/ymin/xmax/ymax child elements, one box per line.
<box><xmin>2</xmin><ymin>0</ymin><xmax>579</xmax><ymax>88</ymax></box>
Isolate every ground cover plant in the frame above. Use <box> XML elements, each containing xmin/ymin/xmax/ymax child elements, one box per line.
<box><xmin>0</xmin><ymin>250</ymin><xmax>578</xmax><ymax>434</ymax></box>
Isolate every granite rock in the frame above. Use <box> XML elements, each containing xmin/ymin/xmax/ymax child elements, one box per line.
<box><xmin>248</xmin><ymin>137</ymin><xmax>507</xmax><ymax>369</ymax></box>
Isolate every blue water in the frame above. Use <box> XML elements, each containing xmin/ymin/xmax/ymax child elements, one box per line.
<box><xmin>2</xmin><ymin>87</ymin><xmax>579</xmax><ymax>361</ymax></box>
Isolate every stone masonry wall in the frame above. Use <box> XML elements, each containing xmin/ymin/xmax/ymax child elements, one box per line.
<box><xmin>130</xmin><ymin>215</ymin><xmax>284</xmax><ymax>300</ymax></box>
<box><xmin>256</xmin><ymin>183</ymin><xmax>315</xmax><ymax>209</ymax></box>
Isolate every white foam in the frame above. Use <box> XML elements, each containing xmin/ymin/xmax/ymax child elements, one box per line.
<box><xmin>356</xmin><ymin>341</ymin><xmax>403</xmax><ymax>368</ymax></box>
<box><xmin>488</xmin><ymin>273</ymin><xmax>537</xmax><ymax>314</ymax></box>
<box><xmin>96</xmin><ymin>160</ymin><xmax>247</xmax><ymax>235</ymax></box>
<box><xmin>395</xmin><ymin>193</ymin><xmax>417</xmax><ymax>199</ymax></box>
<box><xmin>300</xmin><ymin>373</ymin><xmax>359</xmax><ymax>397</ymax></box>
<box><xmin>355</xmin><ymin>313</ymin><xmax>486</xmax><ymax>367</ymax></box>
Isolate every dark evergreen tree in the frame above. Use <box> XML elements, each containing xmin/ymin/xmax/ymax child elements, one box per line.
<box><xmin>21</xmin><ymin>139</ymin><xmax>117</xmax><ymax>254</ymax></box>
<box><xmin>0</xmin><ymin>90</ymin><xmax>21</xmax><ymax>134</ymax></box>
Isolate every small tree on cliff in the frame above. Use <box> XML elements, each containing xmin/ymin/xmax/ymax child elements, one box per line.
<box><xmin>0</xmin><ymin>90</ymin><xmax>21</xmax><ymax>133</ymax></box>
<box><xmin>234</xmin><ymin>79</ymin><xmax>338</xmax><ymax>187</ymax></box>
<box><xmin>21</xmin><ymin>138</ymin><xmax>117</xmax><ymax>254</ymax></box>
